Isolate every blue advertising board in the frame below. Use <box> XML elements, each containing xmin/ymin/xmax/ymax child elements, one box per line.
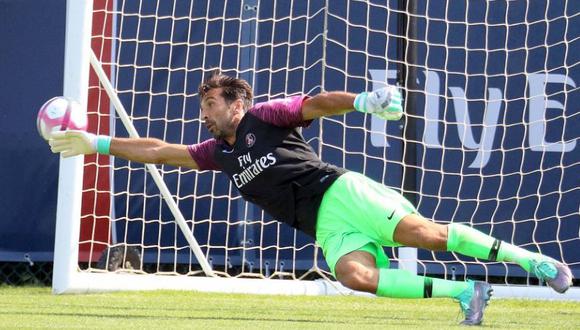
<box><xmin>1</xmin><ymin>1</ymin><xmax>578</xmax><ymax>279</ymax></box>
<box><xmin>0</xmin><ymin>0</ymin><xmax>66</xmax><ymax>262</ymax></box>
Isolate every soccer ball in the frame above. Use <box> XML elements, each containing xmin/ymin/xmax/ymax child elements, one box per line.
<box><xmin>36</xmin><ymin>96</ymin><xmax>88</xmax><ymax>140</ymax></box>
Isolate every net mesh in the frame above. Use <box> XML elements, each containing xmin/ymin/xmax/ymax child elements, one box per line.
<box><xmin>81</xmin><ymin>0</ymin><xmax>579</xmax><ymax>285</ymax></box>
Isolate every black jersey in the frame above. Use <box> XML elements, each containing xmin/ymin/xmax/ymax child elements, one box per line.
<box><xmin>188</xmin><ymin>96</ymin><xmax>346</xmax><ymax>238</ymax></box>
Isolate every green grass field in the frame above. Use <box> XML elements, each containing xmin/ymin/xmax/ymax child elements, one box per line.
<box><xmin>0</xmin><ymin>287</ymin><xmax>578</xmax><ymax>329</ymax></box>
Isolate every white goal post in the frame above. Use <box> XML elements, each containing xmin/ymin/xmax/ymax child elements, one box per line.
<box><xmin>53</xmin><ymin>0</ymin><xmax>579</xmax><ymax>300</ymax></box>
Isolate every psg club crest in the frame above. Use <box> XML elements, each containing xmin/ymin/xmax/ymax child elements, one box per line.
<box><xmin>245</xmin><ymin>133</ymin><xmax>256</xmax><ymax>147</ymax></box>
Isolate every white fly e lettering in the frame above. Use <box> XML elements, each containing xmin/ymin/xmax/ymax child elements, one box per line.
<box><xmin>369</xmin><ymin>70</ymin><xmax>577</xmax><ymax>169</ymax></box>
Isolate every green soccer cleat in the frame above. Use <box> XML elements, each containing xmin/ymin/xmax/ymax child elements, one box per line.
<box><xmin>530</xmin><ymin>259</ymin><xmax>573</xmax><ymax>294</ymax></box>
<box><xmin>456</xmin><ymin>280</ymin><xmax>493</xmax><ymax>326</ymax></box>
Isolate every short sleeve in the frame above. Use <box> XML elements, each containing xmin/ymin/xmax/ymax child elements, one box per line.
<box><xmin>249</xmin><ymin>95</ymin><xmax>312</xmax><ymax>128</ymax></box>
<box><xmin>187</xmin><ymin>139</ymin><xmax>222</xmax><ymax>171</ymax></box>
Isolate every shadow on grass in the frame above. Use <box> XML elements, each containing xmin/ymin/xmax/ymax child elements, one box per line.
<box><xmin>0</xmin><ymin>310</ymin><xmax>450</xmax><ymax>326</ymax></box>
<box><xmin>0</xmin><ymin>310</ymin><xmax>350</xmax><ymax>324</ymax></box>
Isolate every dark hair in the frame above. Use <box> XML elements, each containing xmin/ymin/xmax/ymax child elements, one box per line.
<box><xmin>198</xmin><ymin>70</ymin><xmax>253</xmax><ymax>110</ymax></box>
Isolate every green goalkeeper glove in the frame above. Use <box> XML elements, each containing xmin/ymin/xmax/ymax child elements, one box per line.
<box><xmin>49</xmin><ymin>130</ymin><xmax>112</xmax><ymax>158</ymax></box>
<box><xmin>354</xmin><ymin>85</ymin><xmax>403</xmax><ymax>120</ymax></box>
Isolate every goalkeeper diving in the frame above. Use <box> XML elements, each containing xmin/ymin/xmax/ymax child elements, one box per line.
<box><xmin>49</xmin><ymin>71</ymin><xmax>573</xmax><ymax>326</ymax></box>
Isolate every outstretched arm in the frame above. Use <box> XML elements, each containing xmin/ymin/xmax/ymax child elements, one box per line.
<box><xmin>301</xmin><ymin>91</ymin><xmax>357</xmax><ymax>120</ymax></box>
<box><xmin>49</xmin><ymin>131</ymin><xmax>199</xmax><ymax>169</ymax></box>
<box><xmin>109</xmin><ymin>137</ymin><xmax>198</xmax><ymax>169</ymax></box>
<box><xmin>302</xmin><ymin>86</ymin><xmax>403</xmax><ymax>121</ymax></box>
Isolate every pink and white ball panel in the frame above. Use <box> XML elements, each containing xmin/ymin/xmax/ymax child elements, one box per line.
<box><xmin>36</xmin><ymin>96</ymin><xmax>87</xmax><ymax>140</ymax></box>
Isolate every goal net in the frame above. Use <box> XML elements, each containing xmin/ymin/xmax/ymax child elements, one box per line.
<box><xmin>54</xmin><ymin>0</ymin><xmax>579</xmax><ymax>298</ymax></box>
